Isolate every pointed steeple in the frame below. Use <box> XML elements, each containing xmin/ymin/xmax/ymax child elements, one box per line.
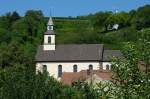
<box><xmin>47</xmin><ymin>17</ymin><xmax>54</xmax><ymax>30</ymax></box>
<box><xmin>47</xmin><ymin>17</ymin><xmax>54</xmax><ymax>26</ymax></box>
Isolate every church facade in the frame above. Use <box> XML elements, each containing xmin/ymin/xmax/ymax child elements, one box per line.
<box><xmin>35</xmin><ymin>17</ymin><xmax>122</xmax><ymax>79</ymax></box>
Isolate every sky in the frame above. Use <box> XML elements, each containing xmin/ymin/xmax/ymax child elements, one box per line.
<box><xmin>0</xmin><ymin>0</ymin><xmax>150</xmax><ymax>17</ymax></box>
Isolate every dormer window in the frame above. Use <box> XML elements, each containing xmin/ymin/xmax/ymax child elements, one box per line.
<box><xmin>48</xmin><ymin>36</ymin><xmax>51</xmax><ymax>44</ymax></box>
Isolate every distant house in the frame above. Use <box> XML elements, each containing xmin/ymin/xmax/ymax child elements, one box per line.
<box><xmin>35</xmin><ymin>17</ymin><xmax>122</xmax><ymax>80</ymax></box>
<box><xmin>107</xmin><ymin>24</ymin><xmax>119</xmax><ymax>31</ymax></box>
<box><xmin>61</xmin><ymin>69</ymin><xmax>112</xmax><ymax>85</ymax></box>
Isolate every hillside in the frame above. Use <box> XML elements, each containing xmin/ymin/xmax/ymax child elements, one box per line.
<box><xmin>50</xmin><ymin>18</ymin><xmax>139</xmax><ymax>50</ymax></box>
<box><xmin>0</xmin><ymin>4</ymin><xmax>150</xmax><ymax>69</ymax></box>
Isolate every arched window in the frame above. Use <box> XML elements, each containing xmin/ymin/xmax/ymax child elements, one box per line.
<box><xmin>58</xmin><ymin>65</ymin><xmax>62</xmax><ymax>77</ymax></box>
<box><xmin>48</xmin><ymin>36</ymin><xmax>51</xmax><ymax>44</ymax></box>
<box><xmin>42</xmin><ymin>65</ymin><xmax>47</xmax><ymax>72</ymax></box>
<box><xmin>106</xmin><ymin>64</ymin><xmax>110</xmax><ymax>70</ymax></box>
<box><xmin>73</xmin><ymin>65</ymin><xmax>77</xmax><ymax>72</ymax></box>
<box><xmin>89</xmin><ymin>64</ymin><xmax>93</xmax><ymax>70</ymax></box>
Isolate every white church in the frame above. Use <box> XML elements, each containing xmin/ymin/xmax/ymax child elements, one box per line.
<box><xmin>35</xmin><ymin>17</ymin><xmax>122</xmax><ymax>79</ymax></box>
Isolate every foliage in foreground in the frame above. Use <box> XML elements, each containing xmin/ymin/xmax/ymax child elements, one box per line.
<box><xmin>0</xmin><ymin>65</ymin><xmax>101</xmax><ymax>99</ymax></box>
<box><xmin>111</xmin><ymin>29</ymin><xmax>150</xmax><ymax>99</ymax></box>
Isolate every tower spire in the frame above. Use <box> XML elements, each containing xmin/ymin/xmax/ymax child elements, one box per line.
<box><xmin>47</xmin><ymin>7</ymin><xmax>54</xmax><ymax>30</ymax></box>
<box><xmin>47</xmin><ymin>17</ymin><xmax>54</xmax><ymax>26</ymax></box>
<box><xmin>47</xmin><ymin>16</ymin><xmax>54</xmax><ymax>30</ymax></box>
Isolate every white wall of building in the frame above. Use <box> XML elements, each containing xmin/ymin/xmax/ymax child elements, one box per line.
<box><xmin>43</xmin><ymin>35</ymin><xmax>55</xmax><ymax>50</ymax></box>
<box><xmin>43</xmin><ymin>45</ymin><xmax>56</xmax><ymax>50</ymax></box>
<box><xmin>102</xmin><ymin>62</ymin><xmax>111</xmax><ymax>70</ymax></box>
<box><xmin>36</xmin><ymin>62</ymin><xmax>101</xmax><ymax>79</ymax></box>
<box><xmin>44</xmin><ymin>35</ymin><xmax>55</xmax><ymax>44</ymax></box>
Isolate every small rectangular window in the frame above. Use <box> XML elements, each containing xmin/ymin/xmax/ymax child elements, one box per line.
<box><xmin>48</xmin><ymin>37</ymin><xmax>51</xmax><ymax>44</ymax></box>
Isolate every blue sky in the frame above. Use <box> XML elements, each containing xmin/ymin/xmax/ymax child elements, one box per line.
<box><xmin>0</xmin><ymin>0</ymin><xmax>150</xmax><ymax>17</ymax></box>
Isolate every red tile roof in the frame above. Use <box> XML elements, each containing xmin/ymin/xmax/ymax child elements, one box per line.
<box><xmin>61</xmin><ymin>69</ymin><xmax>112</xmax><ymax>85</ymax></box>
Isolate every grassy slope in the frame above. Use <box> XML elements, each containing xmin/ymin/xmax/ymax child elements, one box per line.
<box><xmin>47</xmin><ymin>17</ymin><xmax>139</xmax><ymax>50</ymax></box>
<box><xmin>53</xmin><ymin>18</ymin><xmax>94</xmax><ymax>44</ymax></box>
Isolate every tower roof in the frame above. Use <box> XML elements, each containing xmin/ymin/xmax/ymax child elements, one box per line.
<box><xmin>47</xmin><ymin>17</ymin><xmax>54</xmax><ymax>25</ymax></box>
<box><xmin>44</xmin><ymin>30</ymin><xmax>55</xmax><ymax>35</ymax></box>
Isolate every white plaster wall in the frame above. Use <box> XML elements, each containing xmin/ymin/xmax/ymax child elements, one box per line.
<box><xmin>36</xmin><ymin>62</ymin><xmax>101</xmax><ymax>79</ymax></box>
<box><xmin>44</xmin><ymin>35</ymin><xmax>55</xmax><ymax>44</ymax></box>
<box><xmin>36</xmin><ymin>63</ymin><xmax>42</xmax><ymax>73</ymax></box>
<box><xmin>43</xmin><ymin>45</ymin><xmax>55</xmax><ymax>50</ymax></box>
<box><xmin>43</xmin><ymin>35</ymin><xmax>55</xmax><ymax>50</ymax></box>
<box><xmin>102</xmin><ymin>62</ymin><xmax>111</xmax><ymax>70</ymax></box>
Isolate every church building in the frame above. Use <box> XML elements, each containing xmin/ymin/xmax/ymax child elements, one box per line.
<box><xmin>35</xmin><ymin>17</ymin><xmax>122</xmax><ymax>80</ymax></box>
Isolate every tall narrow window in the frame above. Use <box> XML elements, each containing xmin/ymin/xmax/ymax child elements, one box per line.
<box><xmin>106</xmin><ymin>64</ymin><xmax>110</xmax><ymax>70</ymax></box>
<box><xmin>42</xmin><ymin>65</ymin><xmax>47</xmax><ymax>72</ymax></box>
<box><xmin>58</xmin><ymin>65</ymin><xmax>62</xmax><ymax>77</ymax></box>
<box><xmin>89</xmin><ymin>64</ymin><xmax>93</xmax><ymax>70</ymax></box>
<box><xmin>73</xmin><ymin>65</ymin><xmax>77</xmax><ymax>72</ymax></box>
<box><xmin>48</xmin><ymin>36</ymin><xmax>51</xmax><ymax>44</ymax></box>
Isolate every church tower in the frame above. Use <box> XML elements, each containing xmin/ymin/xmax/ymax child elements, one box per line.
<box><xmin>43</xmin><ymin>17</ymin><xmax>56</xmax><ymax>50</ymax></box>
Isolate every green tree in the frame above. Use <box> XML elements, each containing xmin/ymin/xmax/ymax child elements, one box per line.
<box><xmin>105</xmin><ymin>12</ymin><xmax>130</xmax><ymax>29</ymax></box>
<box><xmin>25</xmin><ymin>10</ymin><xmax>45</xmax><ymax>38</ymax></box>
<box><xmin>0</xmin><ymin>15</ymin><xmax>10</xmax><ymax>30</ymax></box>
<box><xmin>10</xmin><ymin>11</ymin><xmax>20</xmax><ymax>22</ymax></box>
<box><xmin>111</xmin><ymin>28</ymin><xmax>150</xmax><ymax>98</ymax></box>
<box><xmin>132</xmin><ymin>5</ymin><xmax>150</xmax><ymax>30</ymax></box>
<box><xmin>90</xmin><ymin>11</ymin><xmax>112</xmax><ymax>33</ymax></box>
